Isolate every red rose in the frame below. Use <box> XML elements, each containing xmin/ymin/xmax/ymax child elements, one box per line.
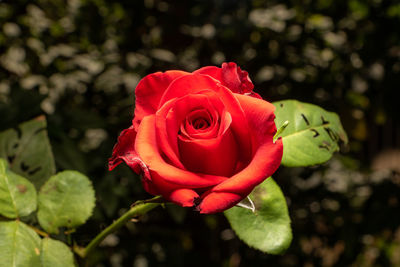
<box><xmin>109</xmin><ymin>62</ymin><xmax>283</xmax><ymax>214</ymax></box>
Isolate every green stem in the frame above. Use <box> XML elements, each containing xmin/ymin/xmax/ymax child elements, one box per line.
<box><xmin>28</xmin><ymin>225</ymin><xmax>49</xmax><ymax>238</ymax></box>
<box><xmin>75</xmin><ymin>196</ymin><xmax>163</xmax><ymax>258</ymax></box>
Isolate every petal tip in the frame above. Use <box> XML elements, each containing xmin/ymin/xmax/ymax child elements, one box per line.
<box><xmin>197</xmin><ymin>191</ymin><xmax>244</xmax><ymax>214</ymax></box>
<box><xmin>168</xmin><ymin>188</ymin><xmax>199</xmax><ymax>208</ymax></box>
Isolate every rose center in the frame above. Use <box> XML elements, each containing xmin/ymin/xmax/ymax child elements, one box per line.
<box><xmin>178</xmin><ymin>107</ymin><xmax>220</xmax><ymax>141</ymax></box>
<box><xmin>192</xmin><ymin>118</ymin><xmax>210</xmax><ymax>130</ymax></box>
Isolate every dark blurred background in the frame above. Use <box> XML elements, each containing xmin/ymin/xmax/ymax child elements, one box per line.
<box><xmin>1</xmin><ymin>0</ymin><xmax>400</xmax><ymax>266</ymax></box>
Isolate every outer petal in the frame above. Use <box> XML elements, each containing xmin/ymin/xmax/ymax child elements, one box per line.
<box><xmin>212</xmin><ymin>139</ymin><xmax>282</xmax><ymax>194</ymax></box>
<box><xmin>234</xmin><ymin>93</ymin><xmax>278</xmax><ymax>137</ymax></box>
<box><xmin>168</xmin><ymin>188</ymin><xmax>199</xmax><ymax>207</ymax></box>
<box><xmin>193</xmin><ymin>66</ymin><xmax>222</xmax><ymax>83</ymax></box>
<box><xmin>204</xmin><ymin>94</ymin><xmax>283</xmax><ymax>196</ymax></box>
<box><xmin>108</xmin><ymin>126</ymin><xmax>158</xmax><ymax>195</ymax></box>
<box><xmin>194</xmin><ymin>62</ymin><xmax>254</xmax><ymax>94</ymax></box>
<box><xmin>198</xmin><ymin>191</ymin><xmax>243</xmax><ymax>214</ymax></box>
<box><xmin>108</xmin><ymin>126</ymin><xmax>138</xmax><ymax>171</ymax></box>
<box><xmin>133</xmin><ymin>70</ymin><xmax>189</xmax><ymax>130</ymax></box>
<box><xmin>245</xmin><ymin>91</ymin><xmax>262</xmax><ymax>99</ymax></box>
<box><xmin>135</xmin><ymin>115</ymin><xmax>229</xmax><ymax>190</ymax></box>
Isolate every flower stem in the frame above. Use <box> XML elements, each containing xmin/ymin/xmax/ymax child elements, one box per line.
<box><xmin>76</xmin><ymin>196</ymin><xmax>164</xmax><ymax>258</ymax></box>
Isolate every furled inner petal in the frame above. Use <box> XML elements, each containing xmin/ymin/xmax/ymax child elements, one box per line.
<box><xmin>180</xmin><ymin>108</ymin><xmax>218</xmax><ymax>140</ymax></box>
<box><xmin>158</xmin><ymin>74</ymin><xmax>254</xmax><ymax>169</ymax></box>
<box><xmin>178</xmin><ymin>110</ymin><xmax>237</xmax><ymax>177</ymax></box>
<box><xmin>156</xmin><ymin>92</ymin><xmax>224</xmax><ymax>168</ymax></box>
<box><xmin>155</xmin><ymin>88</ymin><xmax>240</xmax><ymax>177</ymax></box>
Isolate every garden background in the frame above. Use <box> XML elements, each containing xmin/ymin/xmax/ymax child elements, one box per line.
<box><xmin>1</xmin><ymin>0</ymin><xmax>400</xmax><ymax>266</ymax></box>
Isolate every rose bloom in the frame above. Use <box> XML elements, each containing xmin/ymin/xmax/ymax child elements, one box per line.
<box><xmin>109</xmin><ymin>62</ymin><xmax>283</xmax><ymax>214</ymax></box>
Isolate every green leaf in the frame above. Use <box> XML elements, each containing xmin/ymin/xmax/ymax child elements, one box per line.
<box><xmin>40</xmin><ymin>238</ymin><xmax>76</xmax><ymax>267</ymax></box>
<box><xmin>0</xmin><ymin>221</ymin><xmax>41</xmax><ymax>267</ymax></box>
<box><xmin>0</xmin><ymin>159</ymin><xmax>37</xmax><ymax>219</ymax></box>
<box><xmin>224</xmin><ymin>178</ymin><xmax>292</xmax><ymax>254</ymax></box>
<box><xmin>0</xmin><ymin>116</ymin><xmax>56</xmax><ymax>189</ymax></box>
<box><xmin>273</xmin><ymin>100</ymin><xmax>348</xmax><ymax>167</ymax></box>
<box><xmin>38</xmin><ymin>170</ymin><xmax>96</xmax><ymax>234</ymax></box>
<box><xmin>0</xmin><ymin>221</ymin><xmax>76</xmax><ymax>267</ymax></box>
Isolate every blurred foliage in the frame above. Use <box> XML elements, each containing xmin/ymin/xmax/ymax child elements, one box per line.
<box><xmin>1</xmin><ymin>0</ymin><xmax>400</xmax><ymax>266</ymax></box>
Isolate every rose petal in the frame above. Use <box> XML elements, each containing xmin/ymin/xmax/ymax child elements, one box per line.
<box><xmin>165</xmin><ymin>93</ymin><xmax>224</xmax><ymax>140</ymax></box>
<box><xmin>193</xmin><ymin>66</ymin><xmax>222</xmax><ymax>82</ymax></box>
<box><xmin>178</xmin><ymin>113</ymin><xmax>237</xmax><ymax>177</ymax></box>
<box><xmin>155</xmin><ymin>94</ymin><xmax>223</xmax><ymax>169</ymax></box>
<box><xmin>234</xmin><ymin>93</ymin><xmax>278</xmax><ymax>137</ymax></box>
<box><xmin>133</xmin><ymin>70</ymin><xmax>189</xmax><ymax>130</ymax></box>
<box><xmin>108</xmin><ymin>126</ymin><xmax>158</xmax><ymax>195</ymax></box>
<box><xmin>108</xmin><ymin>126</ymin><xmax>138</xmax><ymax>171</ymax></box>
<box><xmin>168</xmin><ymin>188</ymin><xmax>199</xmax><ymax>207</ymax></box>
<box><xmin>197</xmin><ymin>191</ymin><xmax>243</xmax><ymax>214</ymax></box>
<box><xmin>183</xmin><ymin>109</ymin><xmax>214</xmax><ymax>137</ymax></box>
<box><xmin>155</xmin><ymin>98</ymin><xmax>186</xmax><ymax>169</ymax></box>
<box><xmin>135</xmin><ymin>115</ymin><xmax>229</xmax><ymax>190</ymax></box>
<box><xmin>221</xmin><ymin>62</ymin><xmax>254</xmax><ymax>93</ymax></box>
<box><xmin>158</xmin><ymin>91</ymin><xmax>239</xmax><ymax>176</ymax></box>
<box><xmin>212</xmin><ymin>139</ymin><xmax>282</xmax><ymax>194</ymax></box>
<box><xmin>180</xmin><ymin>106</ymin><xmax>219</xmax><ymax>140</ymax></box>
<box><xmin>208</xmin><ymin>94</ymin><xmax>283</xmax><ymax>195</ymax></box>
<box><xmin>194</xmin><ymin>62</ymin><xmax>254</xmax><ymax>94</ymax></box>
<box><xmin>245</xmin><ymin>91</ymin><xmax>262</xmax><ymax>99</ymax></box>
